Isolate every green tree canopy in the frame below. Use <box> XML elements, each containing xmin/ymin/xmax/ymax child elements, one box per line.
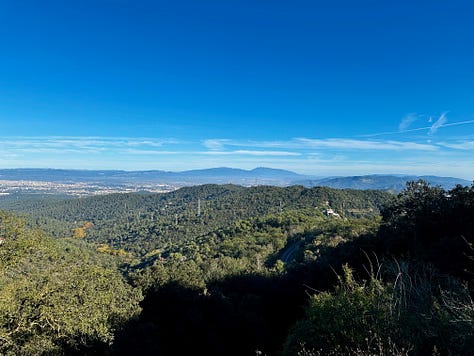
<box><xmin>0</xmin><ymin>212</ymin><xmax>142</xmax><ymax>354</ymax></box>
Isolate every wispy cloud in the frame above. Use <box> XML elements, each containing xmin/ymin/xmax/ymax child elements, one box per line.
<box><xmin>201</xmin><ymin>138</ymin><xmax>438</xmax><ymax>151</ymax></box>
<box><xmin>363</xmin><ymin>114</ymin><xmax>474</xmax><ymax>138</ymax></box>
<box><xmin>0</xmin><ymin>136</ymin><xmax>182</xmax><ymax>153</ymax></box>
<box><xmin>429</xmin><ymin>113</ymin><xmax>448</xmax><ymax>135</ymax></box>
<box><xmin>399</xmin><ymin>113</ymin><xmax>419</xmax><ymax>131</ymax></box>
<box><xmin>123</xmin><ymin>149</ymin><xmax>184</xmax><ymax>155</ymax></box>
<box><xmin>294</xmin><ymin>138</ymin><xmax>437</xmax><ymax>151</ymax></box>
<box><xmin>3</xmin><ymin>135</ymin><xmax>472</xmax><ymax>156</ymax></box>
<box><xmin>438</xmin><ymin>141</ymin><xmax>474</xmax><ymax>150</ymax></box>
<box><xmin>13</xmin><ymin>148</ymin><xmax>104</xmax><ymax>154</ymax></box>
<box><xmin>441</xmin><ymin>120</ymin><xmax>474</xmax><ymax>129</ymax></box>
<box><xmin>202</xmin><ymin>150</ymin><xmax>301</xmax><ymax>156</ymax></box>
<box><xmin>123</xmin><ymin>149</ymin><xmax>299</xmax><ymax>157</ymax></box>
<box><xmin>0</xmin><ymin>135</ymin><xmax>473</xmax><ymax>179</ymax></box>
<box><xmin>202</xmin><ymin>139</ymin><xmax>231</xmax><ymax>150</ymax></box>
<box><xmin>202</xmin><ymin>139</ymin><xmax>300</xmax><ymax>150</ymax></box>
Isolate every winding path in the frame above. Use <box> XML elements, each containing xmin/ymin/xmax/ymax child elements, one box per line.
<box><xmin>280</xmin><ymin>241</ymin><xmax>301</xmax><ymax>263</ymax></box>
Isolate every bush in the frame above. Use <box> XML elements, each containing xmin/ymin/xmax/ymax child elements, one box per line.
<box><xmin>283</xmin><ymin>260</ymin><xmax>474</xmax><ymax>355</ymax></box>
<box><xmin>283</xmin><ymin>264</ymin><xmax>401</xmax><ymax>355</ymax></box>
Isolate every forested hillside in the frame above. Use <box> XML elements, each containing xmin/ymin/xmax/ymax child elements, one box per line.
<box><xmin>1</xmin><ymin>182</ymin><xmax>473</xmax><ymax>355</ymax></box>
<box><xmin>0</xmin><ymin>184</ymin><xmax>391</xmax><ymax>259</ymax></box>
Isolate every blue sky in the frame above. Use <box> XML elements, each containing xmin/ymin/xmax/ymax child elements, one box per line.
<box><xmin>0</xmin><ymin>1</ymin><xmax>473</xmax><ymax>179</ymax></box>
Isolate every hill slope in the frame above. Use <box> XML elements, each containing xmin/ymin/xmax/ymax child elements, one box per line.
<box><xmin>0</xmin><ymin>184</ymin><xmax>392</xmax><ymax>257</ymax></box>
<box><xmin>296</xmin><ymin>174</ymin><xmax>471</xmax><ymax>191</ymax></box>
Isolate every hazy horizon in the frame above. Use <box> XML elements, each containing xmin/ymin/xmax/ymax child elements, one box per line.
<box><xmin>1</xmin><ymin>1</ymin><xmax>473</xmax><ymax>179</ymax></box>
<box><xmin>0</xmin><ymin>166</ymin><xmax>472</xmax><ymax>183</ymax></box>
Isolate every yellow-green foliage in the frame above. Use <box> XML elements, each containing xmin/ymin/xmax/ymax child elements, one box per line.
<box><xmin>0</xmin><ymin>212</ymin><xmax>142</xmax><ymax>354</ymax></box>
<box><xmin>72</xmin><ymin>221</ymin><xmax>93</xmax><ymax>239</ymax></box>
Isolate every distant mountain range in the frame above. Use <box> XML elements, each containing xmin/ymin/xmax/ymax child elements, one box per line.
<box><xmin>294</xmin><ymin>175</ymin><xmax>472</xmax><ymax>192</ymax></box>
<box><xmin>0</xmin><ymin>168</ymin><xmax>470</xmax><ymax>191</ymax></box>
<box><xmin>0</xmin><ymin>167</ymin><xmax>304</xmax><ymax>187</ymax></box>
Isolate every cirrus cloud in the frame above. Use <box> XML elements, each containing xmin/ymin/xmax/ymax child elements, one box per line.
<box><xmin>429</xmin><ymin>113</ymin><xmax>448</xmax><ymax>135</ymax></box>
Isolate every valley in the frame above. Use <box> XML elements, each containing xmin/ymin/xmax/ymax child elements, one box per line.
<box><xmin>2</xmin><ymin>1</ymin><xmax>473</xmax><ymax>354</ymax></box>
<box><xmin>1</xmin><ymin>179</ymin><xmax>473</xmax><ymax>354</ymax></box>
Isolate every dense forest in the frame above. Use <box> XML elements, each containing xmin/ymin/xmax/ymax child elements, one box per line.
<box><xmin>0</xmin><ymin>182</ymin><xmax>473</xmax><ymax>354</ymax></box>
<box><xmin>0</xmin><ymin>185</ymin><xmax>390</xmax><ymax>260</ymax></box>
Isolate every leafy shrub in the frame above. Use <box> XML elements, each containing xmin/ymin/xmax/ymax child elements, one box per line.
<box><xmin>0</xmin><ymin>212</ymin><xmax>142</xmax><ymax>354</ymax></box>
<box><xmin>283</xmin><ymin>264</ymin><xmax>400</xmax><ymax>355</ymax></box>
<box><xmin>284</xmin><ymin>259</ymin><xmax>474</xmax><ymax>355</ymax></box>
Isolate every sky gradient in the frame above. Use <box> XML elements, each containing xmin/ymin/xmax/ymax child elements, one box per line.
<box><xmin>1</xmin><ymin>1</ymin><xmax>473</xmax><ymax>179</ymax></box>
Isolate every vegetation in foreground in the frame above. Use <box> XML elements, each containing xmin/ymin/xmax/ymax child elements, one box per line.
<box><xmin>0</xmin><ymin>182</ymin><xmax>473</xmax><ymax>354</ymax></box>
<box><xmin>0</xmin><ymin>213</ymin><xmax>142</xmax><ymax>354</ymax></box>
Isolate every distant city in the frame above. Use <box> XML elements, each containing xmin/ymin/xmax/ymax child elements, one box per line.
<box><xmin>0</xmin><ymin>179</ymin><xmax>174</xmax><ymax>196</ymax></box>
<box><xmin>0</xmin><ymin>168</ymin><xmax>470</xmax><ymax>197</ymax></box>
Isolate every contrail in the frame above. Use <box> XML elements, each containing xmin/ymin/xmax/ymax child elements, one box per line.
<box><xmin>428</xmin><ymin>113</ymin><xmax>447</xmax><ymax>135</ymax></box>
<box><xmin>360</xmin><ymin>119</ymin><xmax>474</xmax><ymax>137</ymax></box>
<box><xmin>439</xmin><ymin>119</ymin><xmax>474</xmax><ymax>128</ymax></box>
